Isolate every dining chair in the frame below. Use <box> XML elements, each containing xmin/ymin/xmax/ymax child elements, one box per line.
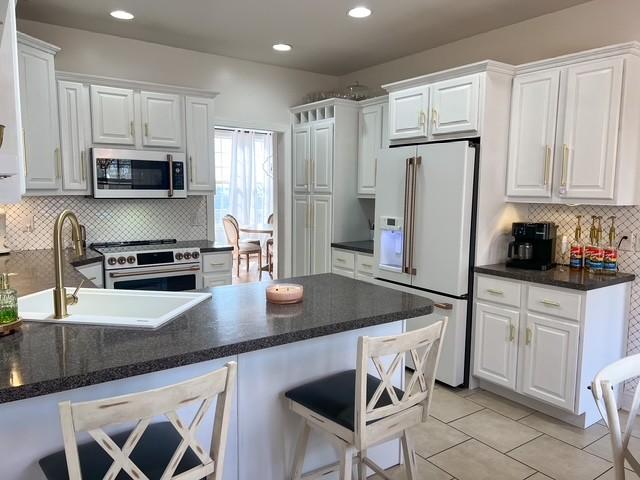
<box><xmin>39</xmin><ymin>362</ymin><xmax>237</xmax><ymax>480</ymax></box>
<box><xmin>592</xmin><ymin>353</ymin><xmax>640</xmax><ymax>480</ymax></box>
<box><xmin>266</xmin><ymin>213</ymin><xmax>274</xmax><ymax>277</ymax></box>
<box><xmin>223</xmin><ymin>214</ymin><xmax>262</xmax><ymax>278</ymax></box>
<box><xmin>285</xmin><ymin>320</ymin><xmax>448</xmax><ymax>480</ymax></box>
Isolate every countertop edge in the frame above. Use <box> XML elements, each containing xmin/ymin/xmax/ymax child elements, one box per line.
<box><xmin>0</xmin><ymin>304</ymin><xmax>433</xmax><ymax>404</ymax></box>
<box><xmin>331</xmin><ymin>242</ymin><xmax>374</xmax><ymax>255</ymax></box>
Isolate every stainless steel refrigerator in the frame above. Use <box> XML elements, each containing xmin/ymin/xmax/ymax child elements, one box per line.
<box><xmin>374</xmin><ymin>140</ymin><xmax>478</xmax><ymax>387</ymax></box>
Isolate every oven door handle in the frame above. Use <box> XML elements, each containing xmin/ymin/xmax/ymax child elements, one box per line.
<box><xmin>109</xmin><ymin>265</ymin><xmax>200</xmax><ymax>278</ymax></box>
<box><xmin>167</xmin><ymin>154</ymin><xmax>174</xmax><ymax>198</ymax></box>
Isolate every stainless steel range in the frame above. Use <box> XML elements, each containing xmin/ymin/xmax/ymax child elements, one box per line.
<box><xmin>91</xmin><ymin>239</ymin><xmax>202</xmax><ymax>291</ymax></box>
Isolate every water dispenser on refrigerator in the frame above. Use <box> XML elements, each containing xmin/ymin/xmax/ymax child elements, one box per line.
<box><xmin>378</xmin><ymin>216</ymin><xmax>404</xmax><ymax>273</ymax></box>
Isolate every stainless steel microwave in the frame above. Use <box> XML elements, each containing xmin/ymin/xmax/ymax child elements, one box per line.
<box><xmin>91</xmin><ymin>148</ymin><xmax>187</xmax><ymax>199</ymax></box>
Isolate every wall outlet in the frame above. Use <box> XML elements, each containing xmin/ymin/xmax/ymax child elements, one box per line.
<box><xmin>618</xmin><ymin>232</ymin><xmax>637</xmax><ymax>252</ymax></box>
<box><xmin>22</xmin><ymin>214</ymin><xmax>34</xmax><ymax>233</ymax></box>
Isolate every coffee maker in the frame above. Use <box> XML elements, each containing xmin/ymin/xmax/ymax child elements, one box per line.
<box><xmin>506</xmin><ymin>222</ymin><xmax>557</xmax><ymax>270</ymax></box>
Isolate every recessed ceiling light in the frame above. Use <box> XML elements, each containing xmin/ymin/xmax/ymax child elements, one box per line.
<box><xmin>110</xmin><ymin>10</ymin><xmax>134</xmax><ymax>20</ymax></box>
<box><xmin>348</xmin><ymin>6</ymin><xmax>372</xmax><ymax>18</ymax></box>
<box><xmin>272</xmin><ymin>43</ymin><xmax>292</xmax><ymax>52</ymax></box>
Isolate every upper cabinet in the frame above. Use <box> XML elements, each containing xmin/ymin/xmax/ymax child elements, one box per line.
<box><xmin>506</xmin><ymin>44</ymin><xmax>640</xmax><ymax>205</ymax></box>
<box><xmin>388</xmin><ymin>85</ymin><xmax>429</xmax><ymax>141</ymax></box>
<box><xmin>58</xmin><ymin>80</ymin><xmax>91</xmax><ymax>192</ymax></box>
<box><xmin>357</xmin><ymin>98</ymin><xmax>387</xmax><ymax>196</ymax></box>
<box><xmin>430</xmin><ymin>74</ymin><xmax>480</xmax><ymax>136</ymax></box>
<box><xmin>141</xmin><ymin>91</ymin><xmax>183</xmax><ymax>148</ymax></box>
<box><xmin>310</xmin><ymin>121</ymin><xmax>334</xmax><ymax>194</ymax></box>
<box><xmin>18</xmin><ymin>33</ymin><xmax>61</xmax><ymax>191</ymax></box>
<box><xmin>185</xmin><ymin>96</ymin><xmax>215</xmax><ymax>192</ymax></box>
<box><xmin>293</xmin><ymin>126</ymin><xmax>311</xmax><ymax>193</ymax></box>
<box><xmin>90</xmin><ymin>85</ymin><xmax>136</xmax><ymax>145</ymax></box>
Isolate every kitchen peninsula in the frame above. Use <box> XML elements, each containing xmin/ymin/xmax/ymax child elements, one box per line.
<box><xmin>0</xmin><ymin>272</ymin><xmax>433</xmax><ymax>480</ymax></box>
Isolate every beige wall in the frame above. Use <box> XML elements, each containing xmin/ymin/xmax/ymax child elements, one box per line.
<box><xmin>341</xmin><ymin>0</ymin><xmax>640</xmax><ymax>90</ymax></box>
<box><xmin>17</xmin><ymin>19</ymin><xmax>338</xmax><ymax>128</ymax></box>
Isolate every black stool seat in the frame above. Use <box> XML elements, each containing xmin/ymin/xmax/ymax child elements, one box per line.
<box><xmin>39</xmin><ymin>421</ymin><xmax>203</xmax><ymax>480</ymax></box>
<box><xmin>284</xmin><ymin>370</ymin><xmax>405</xmax><ymax>431</ymax></box>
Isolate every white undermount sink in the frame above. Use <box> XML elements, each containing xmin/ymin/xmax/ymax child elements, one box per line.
<box><xmin>18</xmin><ymin>288</ymin><xmax>211</xmax><ymax>329</ymax></box>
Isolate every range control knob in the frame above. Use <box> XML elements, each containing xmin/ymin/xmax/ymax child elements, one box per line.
<box><xmin>127</xmin><ymin>256</ymin><xmax>136</xmax><ymax>264</ymax></box>
<box><xmin>107</xmin><ymin>257</ymin><xmax>117</xmax><ymax>266</ymax></box>
<box><xmin>192</xmin><ymin>251</ymin><xmax>200</xmax><ymax>259</ymax></box>
<box><xmin>117</xmin><ymin>256</ymin><xmax>127</xmax><ymax>265</ymax></box>
<box><xmin>183</xmin><ymin>252</ymin><xmax>192</xmax><ymax>260</ymax></box>
<box><xmin>175</xmin><ymin>252</ymin><xmax>183</xmax><ymax>261</ymax></box>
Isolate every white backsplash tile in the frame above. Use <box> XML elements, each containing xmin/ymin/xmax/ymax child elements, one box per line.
<box><xmin>528</xmin><ymin>203</ymin><xmax>640</xmax><ymax>391</ymax></box>
<box><xmin>0</xmin><ymin>195</ymin><xmax>209</xmax><ymax>250</ymax></box>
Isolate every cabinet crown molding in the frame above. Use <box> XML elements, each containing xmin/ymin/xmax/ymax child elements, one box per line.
<box><xmin>357</xmin><ymin>95</ymin><xmax>388</xmax><ymax>108</ymax></box>
<box><xmin>17</xmin><ymin>32</ymin><xmax>60</xmax><ymax>55</ymax></box>
<box><xmin>290</xmin><ymin>97</ymin><xmax>358</xmax><ymax>113</ymax></box>
<box><xmin>382</xmin><ymin>60</ymin><xmax>515</xmax><ymax>92</ymax></box>
<box><xmin>515</xmin><ymin>41</ymin><xmax>640</xmax><ymax>74</ymax></box>
<box><xmin>55</xmin><ymin>71</ymin><xmax>218</xmax><ymax>99</ymax></box>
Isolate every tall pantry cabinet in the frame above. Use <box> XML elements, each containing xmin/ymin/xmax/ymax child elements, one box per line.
<box><xmin>291</xmin><ymin>99</ymin><xmax>369</xmax><ymax>276</ymax></box>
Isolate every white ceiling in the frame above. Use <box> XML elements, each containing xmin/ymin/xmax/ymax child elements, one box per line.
<box><xmin>17</xmin><ymin>0</ymin><xmax>592</xmax><ymax>76</ymax></box>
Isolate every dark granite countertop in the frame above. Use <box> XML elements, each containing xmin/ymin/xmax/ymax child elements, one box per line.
<box><xmin>331</xmin><ymin>240</ymin><xmax>374</xmax><ymax>254</ymax></box>
<box><xmin>0</xmin><ymin>249</ymin><xmax>101</xmax><ymax>297</ymax></box>
<box><xmin>474</xmin><ymin>264</ymin><xmax>636</xmax><ymax>291</ymax></box>
<box><xmin>0</xmin><ymin>273</ymin><xmax>433</xmax><ymax>403</ymax></box>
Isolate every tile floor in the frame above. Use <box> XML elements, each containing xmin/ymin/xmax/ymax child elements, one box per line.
<box><xmin>374</xmin><ymin>381</ymin><xmax>633</xmax><ymax>480</ymax></box>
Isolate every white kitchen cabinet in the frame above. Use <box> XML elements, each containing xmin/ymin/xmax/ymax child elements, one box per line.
<box><xmin>355</xmin><ymin>252</ymin><xmax>375</xmax><ymax>282</ymax></box>
<box><xmin>520</xmin><ymin>313</ymin><xmax>579</xmax><ymax>410</ymax></box>
<box><xmin>357</xmin><ymin>102</ymin><xmax>383</xmax><ymax>196</ymax></box>
<box><xmin>506</xmin><ymin>70</ymin><xmax>560</xmax><ymax>198</ymax></box>
<box><xmin>141</xmin><ymin>91</ymin><xmax>183</xmax><ymax>148</ymax></box>
<box><xmin>58</xmin><ymin>81</ymin><xmax>91</xmax><ymax>193</ymax></box>
<box><xmin>293</xmin><ymin>126</ymin><xmax>311</xmax><ymax>193</ymax></box>
<box><xmin>473</xmin><ymin>302</ymin><xmax>519</xmax><ymax>390</ymax></box>
<box><xmin>332</xmin><ymin>248</ymin><xmax>355</xmax><ymax>278</ymax></box>
<box><xmin>201</xmin><ymin>251</ymin><xmax>232</xmax><ymax>287</ymax></box>
<box><xmin>310</xmin><ymin>122</ymin><xmax>333</xmax><ymax>194</ymax></box>
<box><xmin>90</xmin><ymin>85</ymin><xmax>136</xmax><ymax>145</ymax></box>
<box><xmin>430</xmin><ymin>74</ymin><xmax>480</xmax><ymax>136</ymax></box>
<box><xmin>473</xmin><ymin>273</ymin><xmax>630</xmax><ymax>427</ymax></box>
<box><xmin>558</xmin><ymin>58</ymin><xmax>623</xmax><ymax>200</ymax></box>
<box><xmin>388</xmin><ymin>85</ymin><xmax>429</xmax><ymax>141</ymax></box>
<box><xmin>292</xmin><ymin>195</ymin><xmax>311</xmax><ymax>277</ymax></box>
<box><xmin>185</xmin><ymin>96</ymin><xmax>215</xmax><ymax>192</ymax></box>
<box><xmin>75</xmin><ymin>262</ymin><xmax>104</xmax><ymax>288</ymax></box>
<box><xmin>309</xmin><ymin>195</ymin><xmax>332</xmax><ymax>274</ymax></box>
<box><xmin>18</xmin><ymin>34</ymin><xmax>60</xmax><ymax>190</ymax></box>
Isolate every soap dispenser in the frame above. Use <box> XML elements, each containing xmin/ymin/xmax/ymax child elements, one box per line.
<box><xmin>0</xmin><ymin>272</ymin><xmax>18</xmax><ymax>326</ymax></box>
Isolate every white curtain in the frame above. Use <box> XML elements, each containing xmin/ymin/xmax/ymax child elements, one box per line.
<box><xmin>215</xmin><ymin>129</ymin><xmax>273</xmax><ymax>238</ymax></box>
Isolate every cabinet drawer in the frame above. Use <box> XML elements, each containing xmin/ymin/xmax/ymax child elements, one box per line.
<box><xmin>527</xmin><ymin>285</ymin><xmax>582</xmax><ymax>321</ymax></box>
<box><xmin>203</xmin><ymin>273</ymin><xmax>231</xmax><ymax>288</ymax></box>
<box><xmin>355</xmin><ymin>253</ymin><xmax>375</xmax><ymax>278</ymax></box>
<box><xmin>202</xmin><ymin>252</ymin><xmax>233</xmax><ymax>273</ymax></box>
<box><xmin>476</xmin><ymin>275</ymin><xmax>521</xmax><ymax>308</ymax></box>
<box><xmin>332</xmin><ymin>249</ymin><xmax>355</xmax><ymax>271</ymax></box>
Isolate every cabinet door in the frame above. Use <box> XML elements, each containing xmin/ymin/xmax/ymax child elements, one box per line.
<box><xmin>58</xmin><ymin>81</ymin><xmax>91</xmax><ymax>192</ymax></box>
<box><xmin>185</xmin><ymin>96</ymin><xmax>215</xmax><ymax>192</ymax></box>
<box><xmin>431</xmin><ymin>75</ymin><xmax>480</xmax><ymax>136</ymax></box>
<box><xmin>520</xmin><ymin>313</ymin><xmax>579</xmax><ymax>411</ymax></box>
<box><xmin>473</xmin><ymin>302</ymin><xmax>519</xmax><ymax>390</ymax></box>
<box><xmin>293</xmin><ymin>126</ymin><xmax>310</xmax><ymax>193</ymax></box>
<box><xmin>18</xmin><ymin>43</ymin><xmax>60</xmax><ymax>190</ymax></box>
<box><xmin>292</xmin><ymin>195</ymin><xmax>310</xmax><ymax>276</ymax></box>
<box><xmin>90</xmin><ymin>85</ymin><xmax>136</xmax><ymax>145</ymax></box>
<box><xmin>310</xmin><ymin>195</ymin><xmax>332</xmax><ymax>275</ymax></box>
<box><xmin>388</xmin><ymin>86</ymin><xmax>429</xmax><ymax>140</ymax></box>
<box><xmin>559</xmin><ymin>58</ymin><xmax>623</xmax><ymax>200</ymax></box>
<box><xmin>506</xmin><ymin>71</ymin><xmax>560</xmax><ymax>198</ymax></box>
<box><xmin>141</xmin><ymin>91</ymin><xmax>183</xmax><ymax>148</ymax></box>
<box><xmin>310</xmin><ymin>122</ymin><xmax>333</xmax><ymax>194</ymax></box>
<box><xmin>358</xmin><ymin>104</ymin><xmax>381</xmax><ymax>195</ymax></box>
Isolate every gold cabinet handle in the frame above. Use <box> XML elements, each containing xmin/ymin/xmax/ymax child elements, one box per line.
<box><xmin>526</xmin><ymin>327</ymin><xmax>533</xmax><ymax>346</ymax></box>
<box><xmin>374</xmin><ymin>158</ymin><xmax>378</xmax><ymax>186</ymax></box>
<box><xmin>561</xmin><ymin>144</ymin><xmax>569</xmax><ymax>187</ymax></box>
<box><xmin>540</xmin><ymin>299</ymin><xmax>561</xmax><ymax>307</ymax></box>
<box><xmin>55</xmin><ymin>147</ymin><xmax>62</xmax><ymax>179</ymax></box>
<box><xmin>419</xmin><ymin>111</ymin><xmax>427</xmax><ymax>132</ymax></box>
<box><xmin>509</xmin><ymin>324</ymin><xmax>516</xmax><ymax>342</ymax></box>
<box><xmin>144</xmin><ymin>122</ymin><xmax>149</xmax><ymax>137</ymax></box>
<box><xmin>544</xmin><ymin>145</ymin><xmax>551</xmax><ymax>186</ymax></box>
<box><xmin>81</xmin><ymin>150</ymin><xmax>86</xmax><ymax>181</ymax></box>
<box><xmin>336</xmin><ymin>258</ymin><xmax>346</xmax><ymax>263</ymax></box>
<box><xmin>360</xmin><ymin>263</ymin><xmax>372</xmax><ymax>268</ymax></box>
<box><xmin>306</xmin><ymin>159</ymin><xmax>311</xmax><ymax>189</ymax></box>
<box><xmin>487</xmin><ymin>288</ymin><xmax>504</xmax><ymax>295</ymax></box>
<box><xmin>130</xmin><ymin>121</ymin><xmax>135</xmax><ymax>137</ymax></box>
<box><xmin>311</xmin><ymin>159</ymin><xmax>315</xmax><ymax>188</ymax></box>
<box><xmin>432</xmin><ymin>108</ymin><xmax>438</xmax><ymax>128</ymax></box>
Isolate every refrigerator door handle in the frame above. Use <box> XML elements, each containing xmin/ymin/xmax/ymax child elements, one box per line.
<box><xmin>403</xmin><ymin>157</ymin><xmax>413</xmax><ymax>274</ymax></box>
<box><xmin>408</xmin><ymin>156</ymin><xmax>421</xmax><ymax>275</ymax></box>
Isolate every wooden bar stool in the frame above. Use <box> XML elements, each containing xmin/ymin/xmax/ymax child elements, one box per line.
<box><xmin>39</xmin><ymin>362</ymin><xmax>237</xmax><ymax>480</ymax></box>
<box><xmin>285</xmin><ymin>320</ymin><xmax>447</xmax><ymax>480</ymax></box>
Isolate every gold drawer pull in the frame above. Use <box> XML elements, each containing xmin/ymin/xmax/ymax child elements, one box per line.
<box><xmin>509</xmin><ymin>324</ymin><xmax>516</xmax><ymax>342</ymax></box>
<box><xmin>526</xmin><ymin>327</ymin><xmax>533</xmax><ymax>345</ymax></box>
<box><xmin>360</xmin><ymin>263</ymin><xmax>372</xmax><ymax>268</ymax></box>
<box><xmin>335</xmin><ymin>258</ymin><xmax>346</xmax><ymax>263</ymax></box>
<box><xmin>209</xmin><ymin>262</ymin><xmax>226</xmax><ymax>267</ymax></box>
<box><xmin>487</xmin><ymin>288</ymin><xmax>504</xmax><ymax>295</ymax></box>
<box><xmin>540</xmin><ymin>299</ymin><xmax>561</xmax><ymax>307</ymax></box>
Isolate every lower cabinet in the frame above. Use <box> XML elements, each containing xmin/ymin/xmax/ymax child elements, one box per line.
<box><xmin>292</xmin><ymin>195</ymin><xmax>332</xmax><ymax>276</ymax></box>
<box><xmin>331</xmin><ymin>248</ymin><xmax>375</xmax><ymax>283</ymax></box>
<box><xmin>473</xmin><ymin>273</ymin><xmax>628</xmax><ymax>419</ymax></box>
<box><xmin>201</xmin><ymin>251</ymin><xmax>233</xmax><ymax>287</ymax></box>
<box><xmin>75</xmin><ymin>262</ymin><xmax>104</xmax><ymax>288</ymax></box>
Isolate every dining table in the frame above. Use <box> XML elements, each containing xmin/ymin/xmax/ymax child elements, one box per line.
<box><xmin>239</xmin><ymin>223</ymin><xmax>273</xmax><ymax>235</ymax></box>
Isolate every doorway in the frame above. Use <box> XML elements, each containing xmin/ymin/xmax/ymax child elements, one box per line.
<box><xmin>214</xmin><ymin>127</ymin><xmax>277</xmax><ymax>283</ymax></box>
